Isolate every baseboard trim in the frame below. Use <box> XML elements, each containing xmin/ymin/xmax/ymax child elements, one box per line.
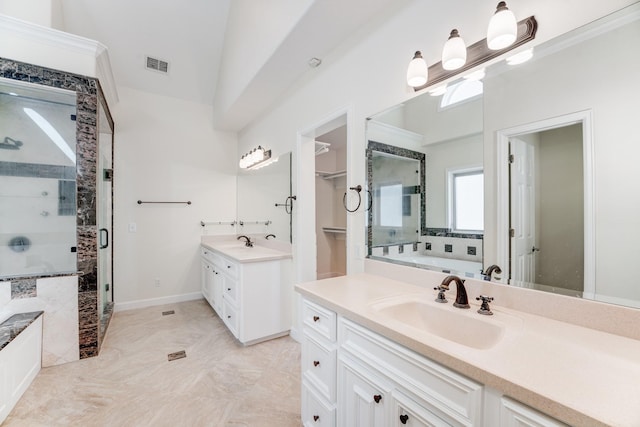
<box><xmin>114</xmin><ymin>292</ymin><xmax>203</xmax><ymax>312</ymax></box>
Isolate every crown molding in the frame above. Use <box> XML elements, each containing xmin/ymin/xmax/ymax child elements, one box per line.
<box><xmin>0</xmin><ymin>13</ymin><xmax>118</xmax><ymax>105</ymax></box>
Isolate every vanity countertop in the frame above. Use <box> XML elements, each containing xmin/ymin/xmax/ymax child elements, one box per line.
<box><xmin>296</xmin><ymin>273</ymin><xmax>640</xmax><ymax>427</ymax></box>
<box><xmin>0</xmin><ymin>311</ymin><xmax>44</xmax><ymax>351</ymax></box>
<box><xmin>201</xmin><ymin>236</ymin><xmax>291</xmax><ymax>263</ymax></box>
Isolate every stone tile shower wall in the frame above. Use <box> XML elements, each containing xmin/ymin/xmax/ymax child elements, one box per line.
<box><xmin>0</xmin><ymin>57</ymin><xmax>113</xmax><ymax>360</ymax></box>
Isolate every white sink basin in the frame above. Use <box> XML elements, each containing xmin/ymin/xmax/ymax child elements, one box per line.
<box><xmin>370</xmin><ymin>296</ymin><xmax>518</xmax><ymax>350</ymax></box>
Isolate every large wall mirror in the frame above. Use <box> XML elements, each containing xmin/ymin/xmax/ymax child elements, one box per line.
<box><xmin>367</xmin><ymin>2</ymin><xmax>640</xmax><ymax>309</ymax></box>
<box><xmin>237</xmin><ymin>152</ymin><xmax>293</xmax><ymax>243</ymax></box>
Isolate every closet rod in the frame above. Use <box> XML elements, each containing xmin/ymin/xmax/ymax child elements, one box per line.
<box><xmin>137</xmin><ymin>200</ymin><xmax>191</xmax><ymax>205</ymax></box>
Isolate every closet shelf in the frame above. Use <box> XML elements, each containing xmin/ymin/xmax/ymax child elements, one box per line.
<box><xmin>316</xmin><ymin>170</ymin><xmax>346</xmax><ymax>180</ymax></box>
<box><xmin>322</xmin><ymin>226</ymin><xmax>346</xmax><ymax>234</ymax></box>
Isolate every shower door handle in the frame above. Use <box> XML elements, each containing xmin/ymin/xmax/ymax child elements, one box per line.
<box><xmin>99</xmin><ymin>228</ymin><xmax>109</xmax><ymax>249</ymax></box>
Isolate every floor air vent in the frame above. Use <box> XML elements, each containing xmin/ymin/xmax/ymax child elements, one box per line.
<box><xmin>146</xmin><ymin>56</ymin><xmax>169</xmax><ymax>73</ymax></box>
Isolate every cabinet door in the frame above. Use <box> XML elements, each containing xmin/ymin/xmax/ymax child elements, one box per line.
<box><xmin>211</xmin><ymin>267</ymin><xmax>223</xmax><ymax>315</ymax></box>
<box><xmin>302</xmin><ymin>381</ymin><xmax>336</xmax><ymax>427</ymax></box>
<box><xmin>391</xmin><ymin>390</ymin><xmax>450</xmax><ymax>427</ymax></box>
<box><xmin>201</xmin><ymin>259</ymin><xmax>213</xmax><ymax>306</ymax></box>
<box><xmin>338</xmin><ymin>357</ymin><xmax>389</xmax><ymax>427</ymax></box>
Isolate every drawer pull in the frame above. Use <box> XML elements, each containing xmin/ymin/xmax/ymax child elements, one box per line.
<box><xmin>227</xmin><ymin>315</ymin><xmax>231</xmax><ymax>319</ymax></box>
<box><xmin>313</xmin><ymin>360</ymin><xmax>320</xmax><ymax>367</ymax></box>
<box><xmin>227</xmin><ymin>288</ymin><xmax>231</xmax><ymax>291</ymax></box>
<box><xmin>373</xmin><ymin>394</ymin><xmax>382</xmax><ymax>403</ymax></box>
<box><xmin>400</xmin><ymin>414</ymin><xmax>409</xmax><ymax>424</ymax></box>
<box><xmin>313</xmin><ymin>415</ymin><xmax>320</xmax><ymax>422</ymax></box>
<box><xmin>313</xmin><ymin>316</ymin><xmax>320</xmax><ymax>322</ymax></box>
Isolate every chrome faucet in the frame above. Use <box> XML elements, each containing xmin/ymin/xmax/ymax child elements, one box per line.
<box><xmin>481</xmin><ymin>264</ymin><xmax>502</xmax><ymax>281</ymax></box>
<box><xmin>434</xmin><ymin>275</ymin><xmax>470</xmax><ymax>309</ymax></box>
<box><xmin>237</xmin><ymin>235</ymin><xmax>253</xmax><ymax>247</ymax></box>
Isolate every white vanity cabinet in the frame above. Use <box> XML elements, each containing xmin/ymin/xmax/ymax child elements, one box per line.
<box><xmin>300</xmin><ymin>297</ymin><xmax>566</xmax><ymax>427</ymax></box>
<box><xmin>201</xmin><ymin>245</ymin><xmax>290</xmax><ymax>345</ymax></box>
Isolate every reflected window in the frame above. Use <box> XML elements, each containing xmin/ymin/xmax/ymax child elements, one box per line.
<box><xmin>440</xmin><ymin>79</ymin><xmax>483</xmax><ymax>109</ymax></box>
<box><xmin>448</xmin><ymin>168</ymin><xmax>484</xmax><ymax>232</ymax></box>
<box><xmin>379</xmin><ymin>183</ymin><xmax>403</xmax><ymax>227</ymax></box>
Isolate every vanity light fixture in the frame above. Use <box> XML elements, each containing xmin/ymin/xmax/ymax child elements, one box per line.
<box><xmin>239</xmin><ymin>145</ymin><xmax>272</xmax><ymax>170</ymax></box>
<box><xmin>487</xmin><ymin>2</ymin><xmax>518</xmax><ymax>50</ymax></box>
<box><xmin>442</xmin><ymin>29</ymin><xmax>467</xmax><ymax>71</ymax></box>
<box><xmin>407</xmin><ymin>10</ymin><xmax>536</xmax><ymax>92</ymax></box>
<box><xmin>406</xmin><ymin>51</ymin><xmax>428</xmax><ymax>87</ymax></box>
<box><xmin>506</xmin><ymin>48</ymin><xmax>534</xmax><ymax>65</ymax></box>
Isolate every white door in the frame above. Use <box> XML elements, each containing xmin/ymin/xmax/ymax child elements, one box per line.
<box><xmin>510</xmin><ymin>138</ymin><xmax>537</xmax><ymax>287</ymax></box>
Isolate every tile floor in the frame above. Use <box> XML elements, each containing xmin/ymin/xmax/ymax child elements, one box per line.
<box><xmin>4</xmin><ymin>299</ymin><xmax>302</xmax><ymax>426</ymax></box>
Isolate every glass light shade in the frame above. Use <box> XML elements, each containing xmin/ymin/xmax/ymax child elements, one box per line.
<box><xmin>442</xmin><ymin>30</ymin><xmax>467</xmax><ymax>71</ymax></box>
<box><xmin>487</xmin><ymin>2</ymin><xmax>517</xmax><ymax>50</ymax></box>
<box><xmin>406</xmin><ymin>51</ymin><xmax>428</xmax><ymax>87</ymax></box>
<box><xmin>255</xmin><ymin>146</ymin><xmax>264</xmax><ymax>162</ymax></box>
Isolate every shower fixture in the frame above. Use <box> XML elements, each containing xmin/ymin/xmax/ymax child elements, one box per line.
<box><xmin>0</xmin><ymin>136</ymin><xmax>23</xmax><ymax>150</ymax></box>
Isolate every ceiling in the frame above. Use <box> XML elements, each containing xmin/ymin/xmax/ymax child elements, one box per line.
<box><xmin>58</xmin><ymin>0</ymin><xmax>410</xmax><ymax>131</ymax></box>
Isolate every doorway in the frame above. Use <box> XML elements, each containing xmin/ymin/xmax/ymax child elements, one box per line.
<box><xmin>315</xmin><ymin>125</ymin><xmax>347</xmax><ymax>279</ymax></box>
<box><xmin>497</xmin><ymin>111</ymin><xmax>594</xmax><ymax>297</ymax></box>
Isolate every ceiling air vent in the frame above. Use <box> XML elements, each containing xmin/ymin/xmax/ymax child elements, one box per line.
<box><xmin>145</xmin><ymin>56</ymin><xmax>169</xmax><ymax>73</ymax></box>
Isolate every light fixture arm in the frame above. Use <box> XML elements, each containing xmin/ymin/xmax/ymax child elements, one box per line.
<box><xmin>412</xmin><ymin>15</ymin><xmax>537</xmax><ymax>92</ymax></box>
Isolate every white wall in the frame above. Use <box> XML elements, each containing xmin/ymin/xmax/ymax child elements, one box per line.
<box><xmin>0</xmin><ymin>0</ymin><xmax>63</xmax><ymax>29</ymax></box>
<box><xmin>238</xmin><ymin>0</ymin><xmax>636</xmax><ymax>284</ymax></box>
<box><xmin>113</xmin><ymin>87</ymin><xmax>237</xmax><ymax>308</ymax></box>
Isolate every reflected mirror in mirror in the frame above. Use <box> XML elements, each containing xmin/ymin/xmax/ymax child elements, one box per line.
<box><xmin>237</xmin><ymin>152</ymin><xmax>292</xmax><ymax>243</ymax></box>
<box><xmin>367</xmin><ymin>74</ymin><xmax>484</xmax><ymax>278</ymax></box>
<box><xmin>0</xmin><ymin>78</ymin><xmax>77</xmax><ymax>278</ymax></box>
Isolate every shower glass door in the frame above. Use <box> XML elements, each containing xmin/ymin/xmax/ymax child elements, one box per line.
<box><xmin>97</xmin><ymin>101</ymin><xmax>113</xmax><ymax>329</ymax></box>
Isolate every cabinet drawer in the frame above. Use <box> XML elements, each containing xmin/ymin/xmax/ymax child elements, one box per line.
<box><xmin>222</xmin><ymin>299</ymin><xmax>239</xmax><ymax>337</ymax></box>
<box><xmin>223</xmin><ymin>278</ymin><xmax>239</xmax><ymax>305</ymax></box>
<box><xmin>302</xmin><ymin>299</ymin><xmax>337</xmax><ymax>342</ymax></box>
<box><xmin>500</xmin><ymin>397</ymin><xmax>567</xmax><ymax>427</ymax></box>
<box><xmin>339</xmin><ymin>318</ymin><xmax>482</xmax><ymax>426</ymax></box>
<box><xmin>221</xmin><ymin>257</ymin><xmax>238</xmax><ymax>278</ymax></box>
<box><xmin>302</xmin><ymin>333</ymin><xmax>337</xmax><ymax>402</ymax></box>
<box><xmin>302</xmin><ymin>381</ymin><xmax>335</xmax><ymax>427</ymax></box>
<box><xmin>392</xmin><ymin>389</ymin><xmax>449</xmax><ymax>427</ymax></box>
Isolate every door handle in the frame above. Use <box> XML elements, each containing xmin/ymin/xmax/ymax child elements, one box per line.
<box><xmin>531</xmin><ymin>246</ymin><xmax>540</xmax><ymax>253</ymax></box>
<box><xmin>100</xmin><ymin>228</ymin><xmax>109</xmax><ymax>249</ymax></box>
